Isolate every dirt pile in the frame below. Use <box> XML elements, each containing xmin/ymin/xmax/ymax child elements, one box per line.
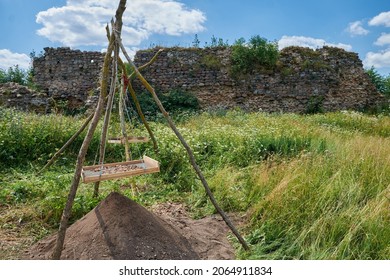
<box><xmin>151</xmin><ymin>202</ymin><xmax>237</xmax><ymax>260</ymax></box>
<box><xmin>27</xmin><ymin>192</ymin><xmax>199</xmax><ymax>260</ymax></box>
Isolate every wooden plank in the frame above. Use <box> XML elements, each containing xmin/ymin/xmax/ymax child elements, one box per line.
<box><xmin>108</xmin><ymin>136</ymin><xmax>149</xmax><ymax>144</ymax></box>
<box><xmin>143</xmin><ymin>155</ymin><xmax>159</xmax><ymax>167</ymax></box>
<box><xmin>81</xmin><ymin>155</ymin><xmax>159</xmax><ymax>183</ymax></box>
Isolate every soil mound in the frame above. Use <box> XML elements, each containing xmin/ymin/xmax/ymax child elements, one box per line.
<box><xmin>27</xmin><ymin>192</ymin><xmax>199</xmax><ymax>260</ymax></box>
<box><xmin>151</xmin><ymin>203</ymin><xmax>238</xmax><ymax>260</ymax></box>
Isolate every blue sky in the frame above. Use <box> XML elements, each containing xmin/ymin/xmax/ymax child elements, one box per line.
<box><xmin>1</xmin><ymin>0</ymin><xmax>390</xmax><ymax>75</ymax></box>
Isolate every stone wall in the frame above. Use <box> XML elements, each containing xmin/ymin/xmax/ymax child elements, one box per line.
<box><xmin>32</xmin><ymin>47</ymin><xmax>104</xmax><ymax>109</ymax></box>
<box><xmin>0</xmin><ymin>82</ymin><xmax>50</xmax><ymax>113</ymax></box>
<box><xmin>0</xmin><ymin>46</ymin><xmax>386</xmax><ymax>114</ymax></box>
<box><xmin>133</xmin><ymin>46</ymin><xmax>384</xmax><ymax>113</ymax></box>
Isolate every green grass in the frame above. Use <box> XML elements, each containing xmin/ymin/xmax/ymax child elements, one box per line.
<box><xmin>0</xmin><ymin>108</ymin><xmax>389</xmax><ymax>259</ymax></box>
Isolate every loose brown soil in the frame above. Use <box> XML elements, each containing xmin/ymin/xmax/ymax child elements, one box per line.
<box><xmin>24</xmin><ymin>192</ymin><xmax>238</xmax><ymax>260</ymax></box>
<box><xmin>151</xmin><ymin>202</ymin><xmax>238</xmax><ymax>260</ymax></box>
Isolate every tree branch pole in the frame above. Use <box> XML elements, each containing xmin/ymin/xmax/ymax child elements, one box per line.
<box><xmin>51</xmin><ymin>0</ymin><xmax>127</xmax><ymax>260</ymax></box>
<box><xmin>93</xmin><ymin>44</ymin><xmax>119</xmax><ymax>198</ymax></box>
<box><xmin>38</xmin><ymin>24</ymin><xmax>160</xmax><ymax>174</ymax></box>
<box><xmin>51</xmin><ymin>78</ymin><xmax>106</xmax><ymax>260</ymax></box>
<box><xmin>38</xmin><ymin>112</ymin><xmax>94</xmax><ymax>174</ymax></box>
<box><xmin>118</xmin><ymin>52</ymin><xmax>161</xmax><ymax>155</ymax></box>
<box><xmin>128</xmin><ymin>49</ymin><xmax>164</xmax><ymax>80</ymax></box>
<box><xmin>115</xmin><ymin>34</ymin><xmax>249</xmax><ymax>251</ymax></box>
<box><xmin>119</xmin><ymin>75</ymin><xmax>131</xmax><ymax>161</ymax></box>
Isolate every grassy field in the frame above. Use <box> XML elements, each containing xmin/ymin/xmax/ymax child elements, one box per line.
<box><xmin>0</xmin><ymin>108</ymin><xmax>389</xmax><ymax>259</ymax></box>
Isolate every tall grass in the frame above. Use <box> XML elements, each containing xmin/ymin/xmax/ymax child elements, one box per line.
<box><xmin>241</xmin><ymin>136</ymin><xmax>390</xmax><ymax>259</ymax></box>
<box><xmin>0</xmin><ymin>108</ymin><xmax>91</xmax><ymax>167</ymax></box>
<box><xmin>0</xmin><ymin>108</ymin><xmax>128</xmax><ymax>168</ymax></box>
<box><xmin>0</xmin><ymin>108</ymin><xmax>389</xmax><ymax>259</ymax></box>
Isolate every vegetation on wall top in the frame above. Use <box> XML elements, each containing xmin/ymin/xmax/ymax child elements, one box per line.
<box><xmin>230</xmin><ymin>36</ymin><xmax>279</xmax><ymax>75</ymax></box>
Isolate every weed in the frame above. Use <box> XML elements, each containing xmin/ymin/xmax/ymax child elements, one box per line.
<box><xmin>305</xmin><ymin>96</ymin><xmax>324</xmax><ymax>114</ymax></box>
<box><xmin>201</xmin><ymin>54</ymin><xmax>223</xmax><ymax>71</ymax></box>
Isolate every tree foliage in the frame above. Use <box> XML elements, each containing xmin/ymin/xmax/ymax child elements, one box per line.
<box><xmin>366</xmin><ymin>67</ymin><xmax>390</xmax><ymax>96</ymax></box>
<box><xmin>0</xmin><ymin>65</ymin><xmax>26</xmax><ymax>85</ymax></box>
<box><xmin>231</xmin><ymin>35</ymin><xmax>279</xmax><ymax>75</ymax></box>
<box><xmin>0</xmin><ymin>65</ymin><xmax>34</xmax><ymax>86</ymax></box>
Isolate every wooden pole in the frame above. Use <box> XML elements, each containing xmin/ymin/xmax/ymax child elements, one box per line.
<box><xmin>115</xmin><ymin>33</ymin><xmax>249</xmax><ymax>251</ymax></box>
<box><xmin>118</xmin><ymin>54</ymin><xmax>161</xmax><ymax>155</ymax></box>
<box><xmin>93</xmin><ymin>48</ymin><xmax>118</xmax><ymax>197</ymax></box>
<box><xmin>38</xmin><ymin>112</ymin><xmax>94</xmax><ymax>174</ymax></box>
<box><xmin>119</xmin><ymin>76</ymin><xmax>131</xmax><ymax>161</ymax></box>
<box><xmin>51</xmin><ymin>0</ymin><xmax>127</xmax><ymax>259</ymax></box>
<box><xmin>51</xmin><ymin>81</ymin><xmax>106</xmax><ymax>260</ymax></box>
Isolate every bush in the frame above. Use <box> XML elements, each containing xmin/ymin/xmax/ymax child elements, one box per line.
<box><xmin>231</xmin><ymin>35</ymin><xmax>279</xmax><ymax>75</ymax></box>
<box><xmin>305</xmin><ymin>96</ymin><xmax>324</xmax><ymax>114</ymax></box>
<box><xmin>129</xmin><ymin>89</ymin><xmax>199</xmax><ymax>118</ymax></box>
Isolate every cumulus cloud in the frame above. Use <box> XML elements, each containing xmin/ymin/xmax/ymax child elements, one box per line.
<box><xmin>36</xmin><ymin>0</ymin><xmax>206</xmax><ymax>48</ymax></box>
<box><xmin>278</xmin><ymin>36</ymin><xmax>352</xmax><ymax>51</ymax></box>
<box><xmin>0</xmin><ymin>49</ymin><xmax>30</xmax><ymax>70</ymax></box>
<box><xmin>374</xmin><ymin>33</ymin><xmax>390</xmax><ymax>46</ymax></box>
<box><xmin>369</xmin><ymin>11</ymin><xmax>390</xmax><ymax>27</ymax></box>
<box><xmin>365</xmin><ymin>11</ymin><xmax>390</xmax><ymax>70</ymax></box>
<box><xmin>346</xmin><ymin>21</ymin><xmax>369</xmax><ymax>36</ymax></box>
<box><xmin>363</xmin><ymin>49</ymin><xmax>390</xmax><ymax>68</ymax></box>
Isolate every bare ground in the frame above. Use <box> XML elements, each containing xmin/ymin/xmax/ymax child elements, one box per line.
<box><xmin>0</xmin><ymin>192</ymin><xmax>242</xmax><ymax>260</ymax></box>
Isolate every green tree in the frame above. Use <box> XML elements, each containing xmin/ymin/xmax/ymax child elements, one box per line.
<box><xmin>0</xmin><ymin>65</ymin><xmax>28</xmax><ymax>85</ymax></box>
<box><xmin>208</xmin><ymin>35</ymin><xmax>229</xmax><ymax>48</ymax></box>
<box><xmin>0</xmin><ymin>69</ymin><xmax>7</xmax><ymax>83</ymax></box>
<box><xmin>366</xmin><ymin>67</ymin><xmax>390</xmax><ymax>97</ymax></box>
<box><xmin>384</xmin><ymin>75</ymin><xmax>390</xmax><ymax>96</ymax></box>
<box><xmin>192</xmin><ymin>34</ymin><xmax>200</xmax><ymax>48</ymax></box>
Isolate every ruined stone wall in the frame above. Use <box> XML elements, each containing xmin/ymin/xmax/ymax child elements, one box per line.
<box><xmin>32</xmin><ymin>47</ymin><xmax>104</xmax><ymax>109</ymax></box>
<box><xmin>0</xmin><ymin>46</ymin><xmax>385</xmax><ymax>114</ymax></box>
<box><xmin>0</xmin><ymin>82</ymin><xmax>50</xmax><ymax>114</ymax></box>
<box><xmin>133</xmin><ymin>46</ymin><xmax>384</xmax><ymax>113</ymax></box>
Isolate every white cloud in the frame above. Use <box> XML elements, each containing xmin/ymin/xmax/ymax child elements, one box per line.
<box><xmin>0</xmin><ymin>49</ymin><xmax>30</xmax><ymax>70</ymax></box>
<box><xmin>369</xmin><ymin>11</ymin><xmax>390</xmax><ymax>27</ymax></box>
<box><xmin>374</xmin><ymin>33</ymin><xmax>390</xmax><ymax>46</ymax></box>
<box><xmin>363</xmin><ymin>49</ymin><xmax>390</xmax><ymax>68</ymax></box>
<box><xmin>36</xmin><ymin>0</ymin><xmax>206</xmax><ymax>48</ymax></box>
<box><xmin>278</xmin><ymin>36</ymin><xmax>352</xmax><ymax>51</ymax></box>
<box><xmin>346</xmin><ymin>21</ymin><xmax>369</xmax><ymax>36</ymax></box>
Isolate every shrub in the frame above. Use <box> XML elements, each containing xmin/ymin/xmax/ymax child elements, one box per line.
<box><xmin>201</xmin><ymin>54</ymin><xmax>223</xmax><ymax>70</ymax></box>
<box><xmin>130</xmin><ymin>89</ymin><xmax>199</xmax><ymax>118</ymax></box>
<box><xmin>231</xmin><ymin>35</ymin><xmax>279</xmax><ymax>75</ymax></box>
<box><xmin>305</xmin><ymin>96</ymin><xmax>324</xmax><ymax>114</ymax></box>
<box><xmin>207</xmin><ymin>35</ymin><xmax>229</xmax><ymax>48</ymax></box>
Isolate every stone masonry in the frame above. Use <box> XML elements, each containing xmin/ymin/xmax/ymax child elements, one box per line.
<box><xmin>0</xmin><ymin>82</ymin><xmax>50</xmax><ymax>114</ymax></box>
<box><xmin>133</xmin><ymin>46</ymin><xmax>384</xmax><ymax>113</ymax></box>
<box><xmin>33</xmin><ymin>47</ymin><xmax>104</xmax><ymax>109</ymax></box>
<box><xmin>0</xmin><ymin>46</ymin><xmax>385</xmax><ymax>113</ymax></box>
